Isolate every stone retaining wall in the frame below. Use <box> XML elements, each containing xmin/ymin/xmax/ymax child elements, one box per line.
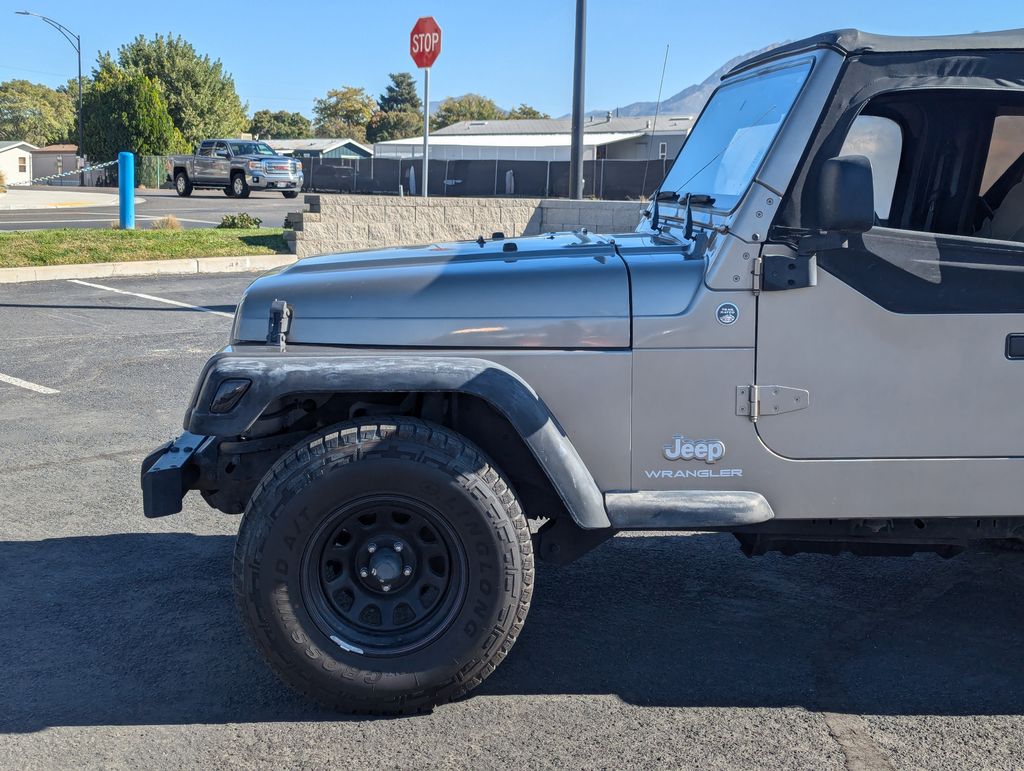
<box><xmin>286</xmin><ymin>195</ymin><xmax>644</xmax><ymax>258</ymax></box>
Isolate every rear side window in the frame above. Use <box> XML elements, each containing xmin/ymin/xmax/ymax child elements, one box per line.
<box><xmin>839</xmin><ymin>115</ymin><xmax>903</xmax><ymax>222</ymax></box>
<box><xmin>198</xmin><ymin>142</ymin><xmax>214</xmax><ymax>157</ymax></box>
<box><xmin>980</xmin><ymin>115</ymin><xmax>1024</xmax><ymax>194</ymax></box>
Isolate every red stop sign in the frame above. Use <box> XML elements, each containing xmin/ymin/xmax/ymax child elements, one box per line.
<box><xmin>410</xmin><ymin>16</ymin><xmax>441</xmax><ymax>69</ymax></box>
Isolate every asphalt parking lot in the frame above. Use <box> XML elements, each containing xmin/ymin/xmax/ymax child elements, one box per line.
<box><xmin>1</xmin><ymin>272</ymin><xmax>1022</xmax><ymax>769</ymax></box>
<box><xmin>0</xmin><ymin>187</ymin><xmax>300</xmax><ymax>231</ymax></box>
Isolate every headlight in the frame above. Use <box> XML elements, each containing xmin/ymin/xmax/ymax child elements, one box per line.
<box><xmin>247</xmin><ymin>160</ymin><xmax>262</xmax><ymax>171</ymax></box>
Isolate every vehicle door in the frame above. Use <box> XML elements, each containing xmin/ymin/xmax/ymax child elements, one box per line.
<box><xmin>210</xmin><ymin>142</ymin><xmax>232</xmax><ymax>186</ymax></box>
<box><xmin>193</xmin><ymin>141</ymin><xmax>216</xmax><ymax>183</ymax></box>
<box><xmin>756</xmin><ymin>85</ymin><xmax>1024</xmax><ymax>460</ymax></box>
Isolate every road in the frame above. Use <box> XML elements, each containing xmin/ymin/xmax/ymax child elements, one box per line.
<box><xmin>0</xmin><ymin>187</ymin><xmax>301</xmax><ymax>231</ymax></box>
<box><xmin>0</xmin><ymin>272</ymin><xmax>1022</xmax><ymax>769</ymax></box>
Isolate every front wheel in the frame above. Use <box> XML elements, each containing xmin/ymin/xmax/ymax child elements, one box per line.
<box><xmin>282</xmin><ymin>190</ymin><xmax>299</xmax><ymax>199</ymax></box>
<box><xmin>230</xmin><ymin>172</ymin><xmax>251</xmax><ymax>199</ymax></box>
<box><xmin>234</xmin><ymin>418</ymin><xmax>534</xmax><ymax>714</ymax></box>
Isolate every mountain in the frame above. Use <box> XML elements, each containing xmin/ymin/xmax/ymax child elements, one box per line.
<box><xmin>575</xmin><ymin>43</ymin><xmax>783</xmax><ymax>119</ymax></box>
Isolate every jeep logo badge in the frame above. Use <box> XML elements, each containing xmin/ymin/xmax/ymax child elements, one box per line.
<box><xmin>663</xmin><ymin>435</ymin><xmax>726</xmax><ymax>464</ymax></box>
<box><xmin>716</xmin><ymin>303</ymin><xmax>739</xmax><ymax>325</ymax></box>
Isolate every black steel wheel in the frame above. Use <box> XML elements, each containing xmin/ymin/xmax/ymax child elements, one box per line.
<box><xmin>234</xmin><ymin>418</ymin><xmax>534</xmax><ymax>714</ymax></box>
<box><xmin>301</xmin><ymin>494</ymin><xmax>468</xmax><ymax>656</ymax></box>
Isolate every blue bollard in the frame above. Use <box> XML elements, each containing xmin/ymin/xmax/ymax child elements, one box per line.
<box><xmin>118</xmin><ymin>151</ymin><xmax>135</xmax><ymax>230</ymax></box>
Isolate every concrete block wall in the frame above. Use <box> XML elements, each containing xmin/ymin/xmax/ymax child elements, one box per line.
<box><xmin>286</xmin><ymin>195</ymin><xmax>645</xmax><ymax>258</ymax></box>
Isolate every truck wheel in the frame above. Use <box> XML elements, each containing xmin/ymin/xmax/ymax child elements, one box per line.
<box><xmin>230</xmin><ymin>172</ymin><xmax>251</xmax><ymax>199</ymax></box>
<box><xmin>223</xmin><ymin>186</ymin><xmax>235</xmax><ymax>197</ymax></box>
<box><xmin>234</xmin><ymin>418</ymin><xmax>534</xmax><ymax>714</ymax></box>
<box><xmin>282</xmin><ymin>190</ymin><xmax>299</xmax><ymax>199</ymax></box>
<box><xmin>174</xmin><ymin>171</ymin><xmax>192</xmax><ymax>197</ymax></box>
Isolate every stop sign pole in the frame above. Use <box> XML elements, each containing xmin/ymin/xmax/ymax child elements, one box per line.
<box><xmin>410</xmin><ymin>17</ymin><xmax>441</xmax><ymax>198</ymax></box>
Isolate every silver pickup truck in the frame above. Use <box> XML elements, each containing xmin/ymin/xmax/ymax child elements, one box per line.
<box><xmin>168</xmin><ymin>139</ymin><xmax>304</xmax><ymax>198</ymax></box>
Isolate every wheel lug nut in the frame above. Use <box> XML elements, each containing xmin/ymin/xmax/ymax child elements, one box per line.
<box><xmin>359</xmin><ymin>568</ymin><xmax>368</xmax><ymax>578</ymax></box>
<box><xmin>403</xmin><ymin>565</ymin><xmax>413</xmax><ymax>576</ymax></box>
<box><xmin>381</xmin><ymin>584</ymin><xmax>391</xmax><ymax>592</ymax></box>
<box><xmin>367</xmin><ymin>543</ymin><xmax>377</xmax><ymax>554</ymax></box>
<box><xmin>394</xmin><ymin>542</ymin><xmax>403</xmax><ymax>552</ymax></box>
<box><xmin>370</xmin><ymin>567</ymin><xmax>377</xmax><ymax>576</ymax></box>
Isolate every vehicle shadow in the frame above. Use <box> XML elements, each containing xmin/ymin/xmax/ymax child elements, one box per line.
<box><xmin>1</xmin><ymin>531</ymin><xmax>1021</xmax><ymax>732</ymax></box>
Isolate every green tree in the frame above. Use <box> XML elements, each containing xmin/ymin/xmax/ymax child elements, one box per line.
<box><xmin>0</xmin><ymin>79</ymin><xmax>75</xmax><ymax>147</ymax></box>
<box><xmin>366</xmin><ymin>109</ymin><xmax>422</xmax><ymax>143</ymax></box>
<box><xmin>378</xmin><ymin>72</ymin><xmax>421</xmax><ymax>113</ymax></box>
<box><xmin>81</xmin><ymin>63</ymin><xmax>186</xmax><ymax>162</ymax></box>
<box><xmin>250</xmin><ymin>109</ymin><xmax>311</xmax><ymax>139</ymax></box>
<box><xmin>507</xmin><ymin>103</ymin><xmax>549</xmax><ymax>120</ymax></box>
<box><xmin>313</xmin><ymin>86</ymin><xmax>376</xmax><ymax>142</ymax></box>
<box><xmin>431</xmin><ymin>94</ymin><xmax>504</xmax><ymax>130</ymax></box>
<box><xmin>110</xmin><ymin>34</ymin><xmax>248</xmax><ymax>145</ymax></box>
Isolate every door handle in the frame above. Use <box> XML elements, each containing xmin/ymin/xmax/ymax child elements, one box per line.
<box><xmin>1005</xmin><ymin>334</ymin><xmax>1024</xmax><ymax>360</ymax></box>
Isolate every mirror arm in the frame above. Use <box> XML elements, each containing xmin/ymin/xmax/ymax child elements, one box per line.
<box><xmin>797</xmin><ymin>231</ymin><xmax>848</xmax><ymax>256</ymax></box>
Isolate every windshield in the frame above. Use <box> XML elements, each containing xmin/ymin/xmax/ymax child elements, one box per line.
<box><xmin>229</xmin><ymin>141</ymin><xmax>277</xmax><ymax>156</ymax></box>
<box><xmin>661</xmin><ymin>60</ymin><xmax>812</xmax><ymax>211</ymax></box>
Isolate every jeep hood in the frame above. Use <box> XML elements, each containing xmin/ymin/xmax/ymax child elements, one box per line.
<box><xmin>232</xmin><ymin>232</ymin><xmax>630</xmax><ymax>348</ymax></box>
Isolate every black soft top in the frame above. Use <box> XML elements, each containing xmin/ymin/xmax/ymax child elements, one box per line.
<box><xmin>730</xmin><ymin>28</ymin><xmax>1024</xmax><ymax>75</ymax></box>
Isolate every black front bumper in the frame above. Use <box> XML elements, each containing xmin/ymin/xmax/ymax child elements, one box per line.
<box><xmin>141</xmin><ymin>432</ymin><xmax>213</xmax><ymax>518</ymax></box>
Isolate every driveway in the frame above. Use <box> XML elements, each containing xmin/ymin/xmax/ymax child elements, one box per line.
<box><xmin>0</xmin><ymin>187</ymin><xmax>300</xmax><ymax>231</ymax></box>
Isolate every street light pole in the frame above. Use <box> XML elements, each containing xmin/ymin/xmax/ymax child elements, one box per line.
<box><xmin>16</xmin><ymin>11</ymin><xmax>85</xmax><ymax>187</ymax></box>
<box><xmin>568</xmin><ymin>0</ymin><xmax>587</xmax><ymax>200</ymax></box>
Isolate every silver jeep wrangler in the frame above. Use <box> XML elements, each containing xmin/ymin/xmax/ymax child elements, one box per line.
<box><xmin>142</xmin><ymin>28</ymin><xmax>1024</xmax><ymax>713</ymax></box>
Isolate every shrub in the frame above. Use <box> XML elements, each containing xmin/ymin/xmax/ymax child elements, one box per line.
<box><xmin>218</xmin><ymin>212</ymin><xmax>262</xmax><ymax>229</ymax></box>
<box><xmin>0</xmin><ymin>169</ymin><xmax>6</xmax><ymax>193</ymax></box>
<box><xmin>149</xmin><ymin>214</ymin><xmax>182</xmax><ymax>230</ymax></box>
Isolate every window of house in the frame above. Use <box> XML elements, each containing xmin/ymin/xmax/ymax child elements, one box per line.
<box><xmin>658</xmin><ymin>142</ymin><xmax>668</xmax><ymax>160</ymax></box>
<box><xmin>839</xmin><ymin>115</ymin><xmax>902</xmax><ymax>222</ymax></box>
<box><xmin>18</xmin><ymin>157</ymin><xmax>27</xmax><ymax>173</ymax></box>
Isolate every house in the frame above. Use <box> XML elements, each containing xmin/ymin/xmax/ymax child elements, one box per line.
<box><xmin>373</xmin><ymin>115</ymin><xmax>692</xmax><ymax>162</ymax></box>
<box><xmin>265</xmin><ymin>138</ymin><xmax>372</xmax><ymax>161</ymax></box>
<box><xmin>0</xmin><ymin>141</ymin><xmax>38</xmax><ymax>185</ymax></box>
<box><xmin>31</xmin><ymin>144</ymin><xmax>81</xmax><ymax>185</ymax></box>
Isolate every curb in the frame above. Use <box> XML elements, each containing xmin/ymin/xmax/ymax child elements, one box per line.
<box><xmin>0</xmin><ymin>253</ymin><xmax>298</xmax><ymax>284</ymax></box>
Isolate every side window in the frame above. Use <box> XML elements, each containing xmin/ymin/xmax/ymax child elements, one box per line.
<box><xmin>214</xmin><ymin>142</ymin><xmax>229</xmax><ymax>157</ymax></box>
<box><xmin>980</xmin><ymin>115</ymin><xmax>1024</xmax><ymax>194</ymax></box>
<box><xmin>198</xmin><ymin>142</ymin><xmax>214</xmax><ymax>157</ymax></box>
<box><xmin>839</xmin><ymin>115</ymin><xmax>902</xmax><ymax>222</ymax></box>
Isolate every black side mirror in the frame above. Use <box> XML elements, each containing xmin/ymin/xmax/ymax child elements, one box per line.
<box><xmin>819</xmin><ymin>155</ymin><xmax>874</xmax><ymax>234</ymax></box>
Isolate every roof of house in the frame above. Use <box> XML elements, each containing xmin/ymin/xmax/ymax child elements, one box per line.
<box><xmin>432</xmin><ymin>116</ymin><xmax>692</xmax><ymax>137</ymax></box>
<box><xmin>0</xmin><ymin>140</ymin><xmax>38</xmax><ymax>153</ymax></box>
<box><xmin>265</xmin><ymin>138</ymin><xmax>372</xmax><ymax>155</ymax></box>
<box><xmin>732</xmin><ymin>28</ymin><xmax>1024</xmax><ymax>75</ymax></box>
<box><xmin>33</xmin><ymin>143</ymin><xmax>78</xmax><ymax>153</ymax></box>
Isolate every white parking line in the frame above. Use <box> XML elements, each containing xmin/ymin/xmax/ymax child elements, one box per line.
<box><xmin>67</xmin><ymin>279</ymin><xmax>235</xmax><ymax>318</ymax></box>
<box><xmin>0</xmin><ymin>372</ymin><xmax>59</xmax><ymax>394</ymax></box>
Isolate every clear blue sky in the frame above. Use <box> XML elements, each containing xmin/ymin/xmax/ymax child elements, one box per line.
<box><xmin>0</xmin><ymin>0</ymin><xmax>1019</xmax><ymax>117</ymax></box>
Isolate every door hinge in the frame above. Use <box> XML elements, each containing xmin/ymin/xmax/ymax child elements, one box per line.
<box><xmin>736</xmin><ymin>385</ymin><xmax>810</xmax><ymax>422</ymax></box>
<box><xmin>751</xmin><ymin>254</ymin><xmax>763</xmax><ymax>296</ymax></box>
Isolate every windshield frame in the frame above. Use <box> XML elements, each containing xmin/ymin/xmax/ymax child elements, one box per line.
<box><xmin>659</xmin><ymin>56</ymin><xmax>816</xmax><ymax>215</ymax></box>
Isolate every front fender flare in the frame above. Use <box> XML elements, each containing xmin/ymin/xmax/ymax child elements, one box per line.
<box><xmin>184</xmin><ymin>351</ymin><xmax>611</xmax><ymax>530</ymax></box>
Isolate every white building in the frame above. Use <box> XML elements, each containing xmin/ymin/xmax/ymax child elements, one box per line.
<box><xmin>374</xmin><ymin>115</ymin><xmax>691</xmax><ymax>162</ymax></box>
<box><xmin>0</xmin><ymin>141</ymin><xmax>37</xmax><ymax>185</ymax></box>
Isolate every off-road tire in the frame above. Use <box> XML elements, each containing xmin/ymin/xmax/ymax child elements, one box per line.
<box><xmin>230</xmin><ymin>172</ymin><xmax>251</xmax><ymax>198</ymax></box>
<box><xmin>233</xmin><ymin>417</ymin><xmax>534</xmax><ymax>714</ymax></box>
<box><xmin>282</xmin><ymin>190</ymin><xmax>299</xmax><ymax>199</ymax></box>
<box><xmin>174</xmin><ymin>171</ymin><xmax>192</xmax><ymax>197</ymax></box>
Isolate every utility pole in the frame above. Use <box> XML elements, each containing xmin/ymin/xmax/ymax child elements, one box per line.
<box><xmin>16</xmin><ymin>11</ymin><xmax>84</xmax><ymax>187</ymax></box>
<box><xmin>569</xmin><ymin>0</ymin><xmax>587</xmax><ymax>200</ymax></box>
